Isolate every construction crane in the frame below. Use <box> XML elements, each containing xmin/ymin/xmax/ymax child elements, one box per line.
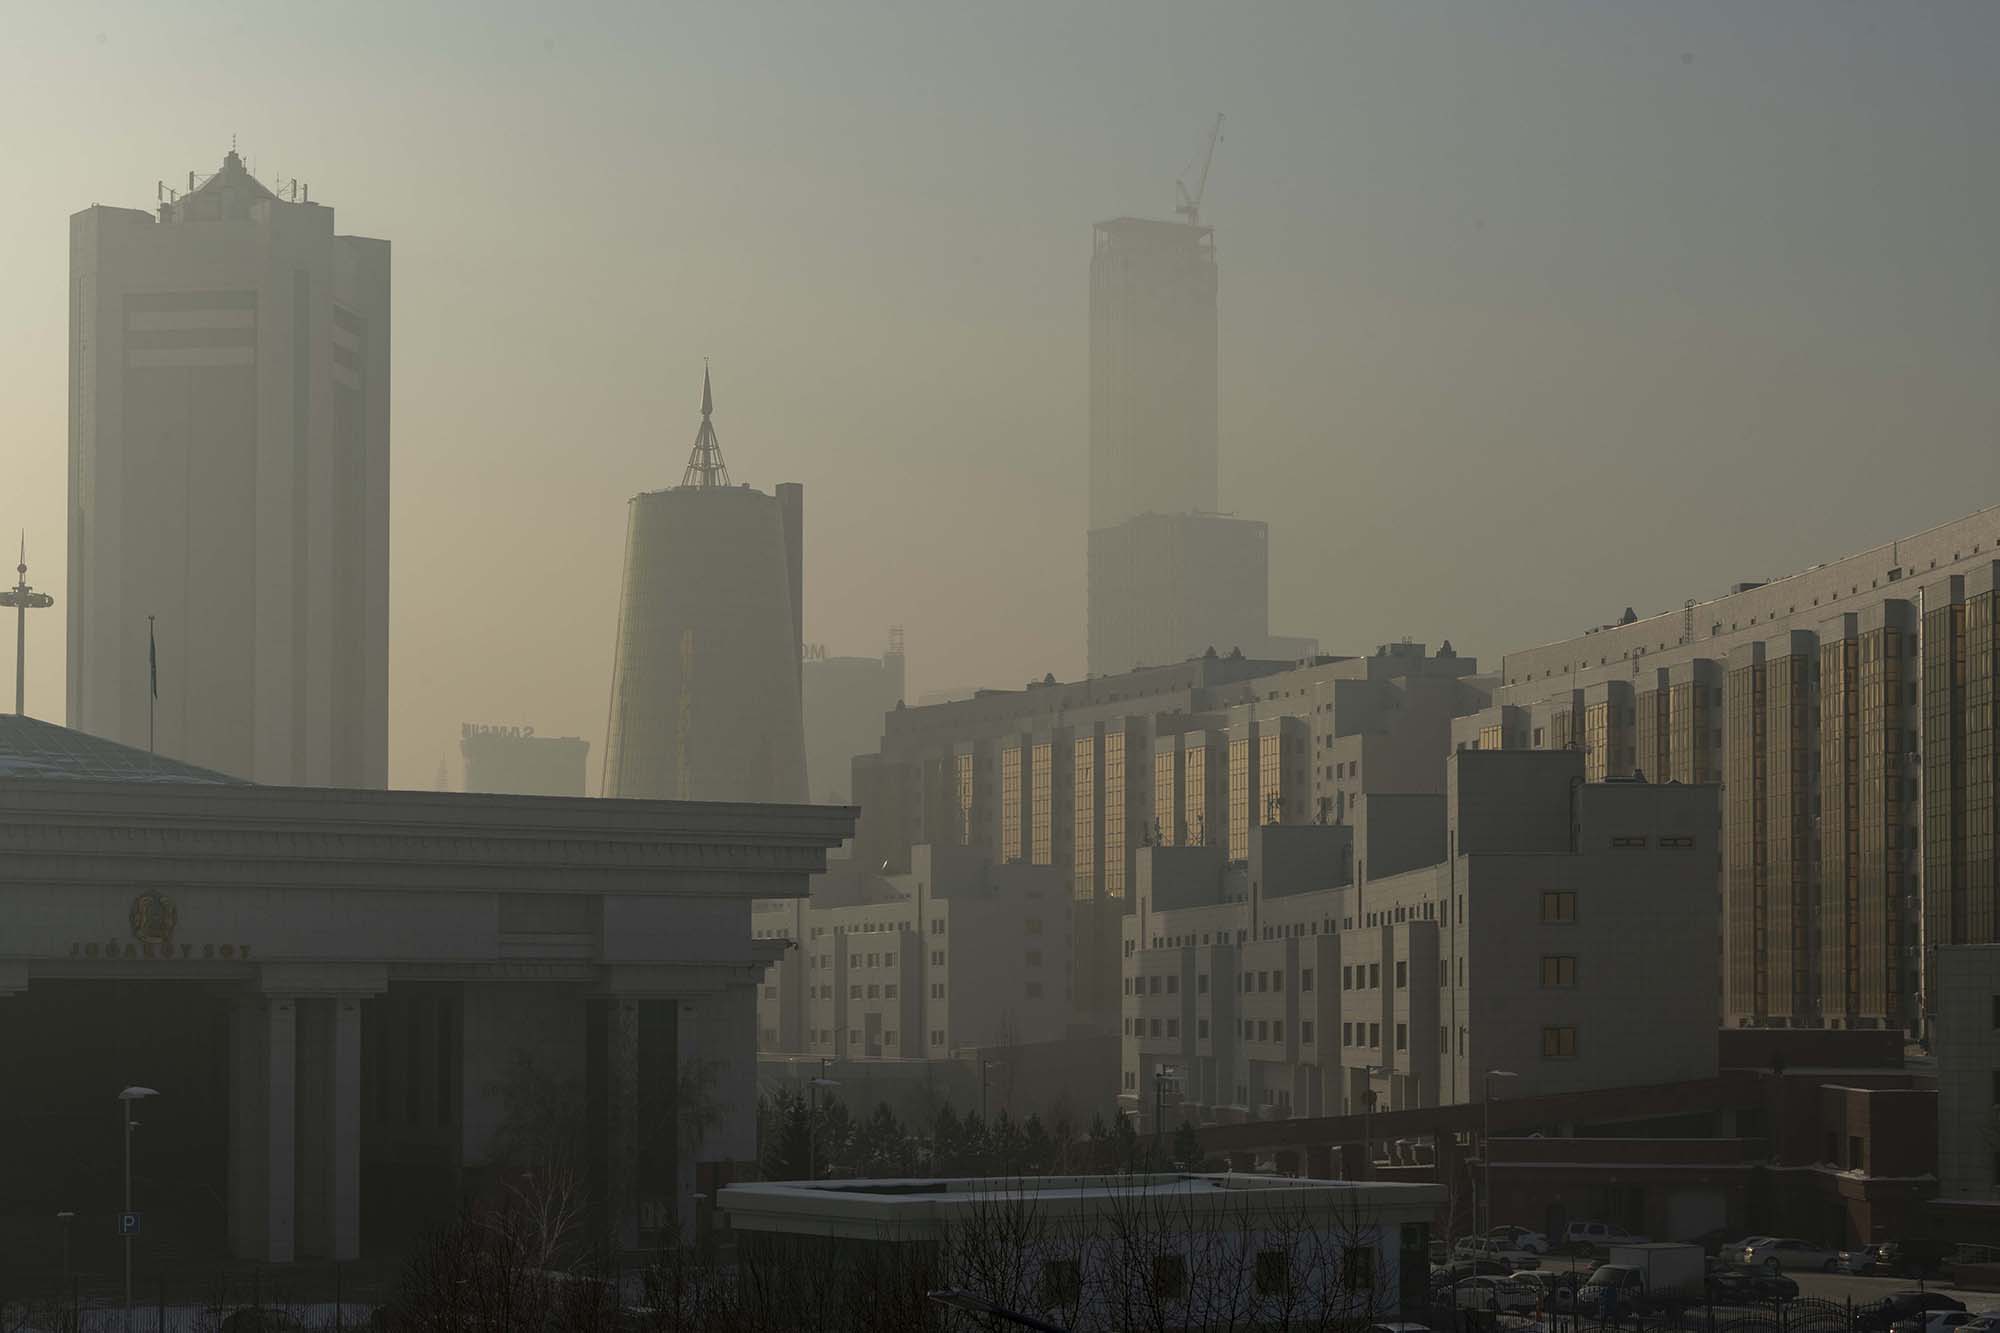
<box><xmin>1175</xmin><ymin>113</ymin><xmax>1224</xmax><ymax>227</ymax></box>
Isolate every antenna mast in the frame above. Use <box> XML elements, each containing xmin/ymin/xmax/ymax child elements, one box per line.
<box><xmin>680</xmin><ymin>363</ymin><xmax>733</xmax><ymax>488</ymax></box>
<box><xmin>1175</xmin><ymin>113</ymin><xmax>1224</xmax><ymax>227</ymax></box>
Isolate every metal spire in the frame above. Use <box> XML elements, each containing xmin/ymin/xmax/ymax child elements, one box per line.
<box><xmin>680</xmin><ymin>361</ymin><xmax>733</xmax><ymax>488</ymax></box>
<box><xmin>1</xmin><ymin>532</ymin><xmax>56</xmax><ymax>716</ymax></box>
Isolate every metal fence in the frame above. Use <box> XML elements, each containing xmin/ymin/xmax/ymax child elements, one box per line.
<box><xmin>0</xmin><ymin>1263</ymin><xmax>396</xmax><ymax>1333</ymax></box>
<box><xmin>1425</xmin><ymin>1276</ymin><xmax>1932</xmax><ymax>1333</ymax></box>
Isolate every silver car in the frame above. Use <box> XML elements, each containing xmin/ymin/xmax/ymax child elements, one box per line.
<box><xmin>1746</xmin><ymin>1238</ymin><xmax>1842</xmax><ymax>1273</ymax></box>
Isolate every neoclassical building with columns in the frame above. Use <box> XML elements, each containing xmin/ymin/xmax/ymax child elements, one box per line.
<box><xmin>0</xmin><ymin>715</ymin><xmax>852</xmax><ymax>1266</ymax></box>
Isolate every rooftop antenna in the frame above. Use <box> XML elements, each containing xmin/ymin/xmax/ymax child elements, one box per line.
<box><xmin>679</xmin><ymin>361</ymin><xmax>733</xmax><ymax>488</ymax></box>
<box><xmin>1175</xmin><ymin>113</ymin><xmax>1224</xmax><ymax>227</ymax></box>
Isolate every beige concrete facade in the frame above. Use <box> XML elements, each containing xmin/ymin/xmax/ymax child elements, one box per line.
<box><xmin>1468</xmin><ymin>503</ymin><xmax>2000</xmax><ymax>1035</ymax></box>
<box><xmin>1119</xmin><ymin>751</ymin><xmax>1720</xmax><ymax>1130</ymax></box>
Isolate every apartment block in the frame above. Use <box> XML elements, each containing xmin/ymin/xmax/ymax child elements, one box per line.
<box><xmin>1119</xmin><ymin>750</ymin><xmax>1720</xmax><ymax>1129</ymax></box>
<box><xmin>845</xmin><ymin>645</ymin><xmax>1488</xmax><ymax>1034</ymax></box>
<box><xmin>752</xmin><ymin>844</ymin><xmax>1072</xmax><ymax>1061</ymax></box>
<box><xmin>1467</xmin><ymin>504</ymin><xmax>2000</xmax><ymax>1034</ymax></box>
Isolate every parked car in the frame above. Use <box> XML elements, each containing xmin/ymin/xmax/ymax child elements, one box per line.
<box><xmin>1745</xmin><ymin>1238</ymin><xmax>1842</xmax><ymax>1273</ymax></box>
<box><xmin>1451</xmin><ymin>1276</ymin><xmax>1541</xmax><ymax>1315</ymax></box>
<box><xmin>1719</xmin><ymin>1236</ymin><xmax>1778</xmax><ymax>1266</ymax></box>
<box><xmin>1709</xmin><ymin>1270</ymin><xmax>1799</xmax><ymax>1303</ymax></box>
<box><xmin>1507</xmin><ymin>1270</ymin><xmax>1582</xmax><ymax>1312</ymax></box>
<box><xmin>1454</xmin><ymin>1237</ymin><xmax>1542</xmax><ymax>1269</ymax></box>
<box><xmin>1489</xmin><ymin>1224</ymin><xmax>1551</xmax><ymax>1255</ymax></box>
<box><xmin>1837</xmin><ymin>1246</ymin><xmax>1888</xmax><ymax>1274</ymax></box>
<box><xmin>1434</xmin><ymin>1259</ymin><xmax>1514</xmax><ymax>1284</ymax></box>
<box><xmin>1888</xmin><ymin>1311</ymin><xmax>1979</xmax><ymax>1333</ymax></box>
<box><xmin>1367</xmin><ymin>1324</ymin><xmax>1434</xmax><ymax>1333</ymax></box>
<box><xmin>1566</xmin><ymin>1220</ymin><xmax>1652</xmax><ymax>1255</ymax></box>
<box><xmin>1858</xmin><ymin>1292</ymin><xmax>1970</xmax><ymax>1332</ymax></box>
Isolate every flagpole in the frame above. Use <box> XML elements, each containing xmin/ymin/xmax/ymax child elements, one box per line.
<box><xmin>147</xmin><ymin>615</ymin><xmax>156</xmax><ymax>753</ymax></box>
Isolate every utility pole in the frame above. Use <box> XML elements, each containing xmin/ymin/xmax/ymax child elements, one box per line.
<box><xmin>1482</xmin><ymin>1069</ymin><xmax>1517</xmax><ymax>1239</ymax></box>
<box><xmin>0</xmin><ymin>536</ymin><xmax>54</xmax><ymax>716</ymax></box>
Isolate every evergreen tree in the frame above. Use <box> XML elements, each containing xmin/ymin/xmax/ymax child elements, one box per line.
<box><xmin>1172</xmin><ymin>1120</ymin><xmax>1203</xmax><ymax>1171</ymax></box>
<box><xmin>1020</xmin><ymin>1113</ymin><xmax>1055</xmax><ymax>1175</ymax></box>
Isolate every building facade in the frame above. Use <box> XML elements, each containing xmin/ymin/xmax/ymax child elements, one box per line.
<box><xmin>0</xmin><ymin>714</ymin><xmax>851</xmax><ymax>1268</ymax></box>
<box><xmin>801</xmin><ymin>635</ymin><xmax>907</xmax><ymax>804</ymax></box>
<box><xmin>601</xmin><ymin>371</ymin><xmax>807</xmax><ymax>803</ymax></box>
<box><xmin>752</xmin><ymin>843</ymin><xmax>1073</xmax><ymax>1061</ymax></box>
<box><xmin>1121</xmin><ymin>751</ymin><xmax>1721</xmax><ymax>1129</ymax></box>
<box><xmin>1466</xmin><ymin>504</ymin><xmax>2000</xmax><ymax>1035</ymax></box>
<box><xmin>68</xmin><ymin>150</ymin><xmax>389</xmax><ymax>786</ymax></box>
<box><xmin>1089</xmin><ymin>218</ymin><xmax>1218</xmax><ymax>532</ymax></box>
<box><xmin>458</xmin><ymin>723</ymin><xmax>590</xmax><ymax>797</ymax></box>
<box><xmin>1087</xmin><ymin>510</ymin><xmax>1317</xmax><ymax>676</ymax></box>
<box><xmin>844</xmin><ymin>646</ymin><xmax>1487</xmax><ymax>1039</ymax></box>
<box><xmin>1932</xmin><ymin>943</ymin><xmax>2000</xmax><ymax>1204</ymax></box>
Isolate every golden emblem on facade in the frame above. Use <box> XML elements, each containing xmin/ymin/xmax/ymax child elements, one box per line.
<box><xmin>129</xmin><ymin>891</ymin><xmax>178</xmax><ymax>947</ymax></box>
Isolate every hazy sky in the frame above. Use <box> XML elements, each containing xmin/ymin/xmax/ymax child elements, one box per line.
<box><xmin>3</xmin><ymin>1</ymin><xmax>1997</xmax><ymax>792</ymax></box>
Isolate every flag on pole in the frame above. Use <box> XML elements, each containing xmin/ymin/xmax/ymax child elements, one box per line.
<box><xmin>148</xmin><ymin>618</ymin><xmax>158</xmax><ymax>699</ymax></box>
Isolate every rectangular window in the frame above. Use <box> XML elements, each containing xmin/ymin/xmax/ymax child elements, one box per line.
<box><xmin>849</xmin><ymin>985</ymin><xmax>861</xmax><ymax>999</ymax></box>
<box><xmin>1025</xmin><ymin>917</ymin><xmax>1043</xmax><ymax>935</ymax></box>
<box><xmin>1302</xmin><ymin>1021</ymin><xmax>1314</xmax><ymax>1044</ymax></box>
<box><xmin>1396</xmin><ymin>1022</ymin><xmax>1407</xmax><ymax>1051</ymax></box>
<box><xmin>1541</xmin><ymin>891</ymin><xmax>1577</xmax><ymax>923</ymax></box>
<box><xmin>1342</xmin><ymin>966</ymin><xmax>1353</xmax><ymax>990</ymax></box>
<box><xmin>866</xmin><ymin>984</ymin><xmax>880</xmax><ymax>998</ymax></box>
<box><xmin>884</xmin><ymin>952</ymin><xmax>896</xmax><ymax>967</ymax></box>
<box><xmin>931</xmin><ymin>983</ymin><xmax>943</xmax><ymax>999</ymax></box>
<box><xmin>1150</xmin><ymin>1018</ymin><xmax>1161</xmax><ymax>1037</ymax></box>
<box><xmin>884</xmin><ymin>984</ymin><xmax>898</xmax><ymax>999</ymax></box>
<box><xmin>1611</xmin><ymin>835</ymin><xmax>1649</xmax><ymax>848</ymax></box>
<box><xmin>1540</xmin><ymin>956</ymin><xmax>1578</xmax><ymax>987</ymax></box>
<box><xmin>1198</xmin><ymin>973</ymin><xmax>1209</xmax><ymax>994</ymax></box>
<box><xmin>1302</xmin><ymin>968</ymin><xmax>1315</xmax><ymax>992</ymax></box>
<box><xmin>1150</xmin><ymin>975</ymin><xmax>1163</xmax><ymax>995</ymax></box>
<box><xmin>1166</xmin><ymin>1018</ymin><xmax>1178</xmax><ymax>1037</ymax></box>
<box><xmin>1152</xmin><ymin>1253</ymin><xmax>1187</xmax><ymax>1299</ymax></box>
<box><xmin>1369</xmin><ymin>1022</ymin><xmax>1380</xmax><ymax>1047</ymax></box>
<box><xmin>1343</xmin><ymin>1022</ymin><xmax>1354</xmax><ymax>1046</ymax></box>
<box><xmin>1395</xmin><ymin>960</ymin><xmax>1407</xmax><ymax>989</ymax></box>
<box><xmin>1198</xmin><ymin>1018</ymin><xmax>1209</xmax><ymax>1039</ymax></box>
<box><xmin>1256</xmin><ymin>1020</ymin><xmax>1268</xmax><ymax>1041</ymax></box>
<box><xmin>1166</xmin><ymin>975</ymin><xmax>1178</xmax><ymax>994</ymax></box>
<box><xmin>1341</xmin><ymin>1245</ymin><xmax>1377</xmax><ymax>1290</ymax></box>
<box><xmin>1369</xmin><ymin>962</ymin><xmax>1380</xmax><ymax>989</ymax></box>
<box><xmin>1542</xmin><ymin>1025</ymin><xmax>1578</xmax><ymax>1059</ymax></box>
<box><xmin>1255</xmin><ymin>1250</ymin><xmax>1290</xmax><ymax>1296</ymax></box>
<box><xmin>1258</xmin><ymin>971</ymin><xmax>1270</xmax><ymax>992</ymax></box>
<box><xmin>1274</xmin><ymin>1021</ymin><xmax>1284</xmax><ymax>1042</ymax></box>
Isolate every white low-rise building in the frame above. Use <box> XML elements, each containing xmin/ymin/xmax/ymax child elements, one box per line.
<box><xmin>720</xmin><ymin>1172</ymin><xmax>1444</xmax><ymax>1326</ymax></box>
<box><xmin>1121</xmin><ymin>749</ymin><xmax>1720</xmax><ymax>1128</ymax></box>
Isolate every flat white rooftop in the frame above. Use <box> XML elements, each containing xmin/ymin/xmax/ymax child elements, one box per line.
<box><xmin>720</xmin><ymin>1172</ymin><xmax>1445</xmax><ymax>1239</ymax></box>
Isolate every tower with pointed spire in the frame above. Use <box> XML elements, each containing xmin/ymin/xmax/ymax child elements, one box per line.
<box><xmin>601</xmin><ymin>369</ymin><xmax>806</xmax><ymax>802</ymax></box>
<box><xmin>69</xmin><ymin>148</ymin><xmax>389</xmax><ymax>784</ymax></box>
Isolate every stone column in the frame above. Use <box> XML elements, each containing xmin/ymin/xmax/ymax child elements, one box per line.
<box><xmin>597</xmin><ymin>997</ymin><xmax>641</xmax><ymax>1250</ymax></box>
<box><xmin>295</xmin><ymin>997</ymin><xmax>364</xmax><ymax>1260</ymax></box>
<box><xmin>228</xmin><ymin>996</ymin><xmax>297</xmax><ymax>1262</ymax></box>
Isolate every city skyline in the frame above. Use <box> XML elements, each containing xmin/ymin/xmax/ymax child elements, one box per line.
<box><xmin>1</xmin><ymin>2</ymin><xmax>1997</xmax><ymax>795</ymax></box>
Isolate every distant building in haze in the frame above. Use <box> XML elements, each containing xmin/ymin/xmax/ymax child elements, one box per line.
<box><xmin>1089</xmin><ymin>218</ymin><xmax>1218</xmax><ymax>530</ymax></box>
<box><xmin>1088</xmin><ymin>510</ymin><xmax>1316</xmax><ymax>675</ymax></box>
<box><xmin>801</xmin><ymin>632</ymin><xmax>906</xmax><ymax>804</ymax></box>
<box><xmin>67</xmin><ymin>149</ymin><xmax>389</xmax><ymax>785</ymax></box>
<box><xmin>459</xmin><ymin>723</ymin><xmax>589</xmax><ymax>797</ymax></box>
<box><xmin>601</xmin><ymin>370</ymin><xmax>807</xmax><ymax>803</ymax></box>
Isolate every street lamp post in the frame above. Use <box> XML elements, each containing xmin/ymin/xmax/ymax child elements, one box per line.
<box><xmin>807</xmin><ymin>1061</ymin><xmax>838</xmax><ymax>1181</ymax></box>
<box><xmin>980</xmin><ymin>1058</ymin><xmax>1005</xmax><ymax>1127</ymax></box>
<box><xmin>1153</xmin><ymin>1066</ymin><xmax>1178</xmax><ymax>1160</ymax></box>
<box><xmin>119</xmin><ymin>1086</ymin><xmax>159</xmax><ymax>1333</ymax></box>
<box><xmin>56</xmin><ymin>1211</ymin><xmax>75</xmax><ymax>1317</ymax></box>
<box><xmin>1481</xmin><ymin>1069</ymin><xmax>1517</xmax><ymax>1240</ymax></box>
<box><xmin>1359</xmin><ymin>1065</ymin><xmax>1387</xmax><ymax>1181</ymax></box>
